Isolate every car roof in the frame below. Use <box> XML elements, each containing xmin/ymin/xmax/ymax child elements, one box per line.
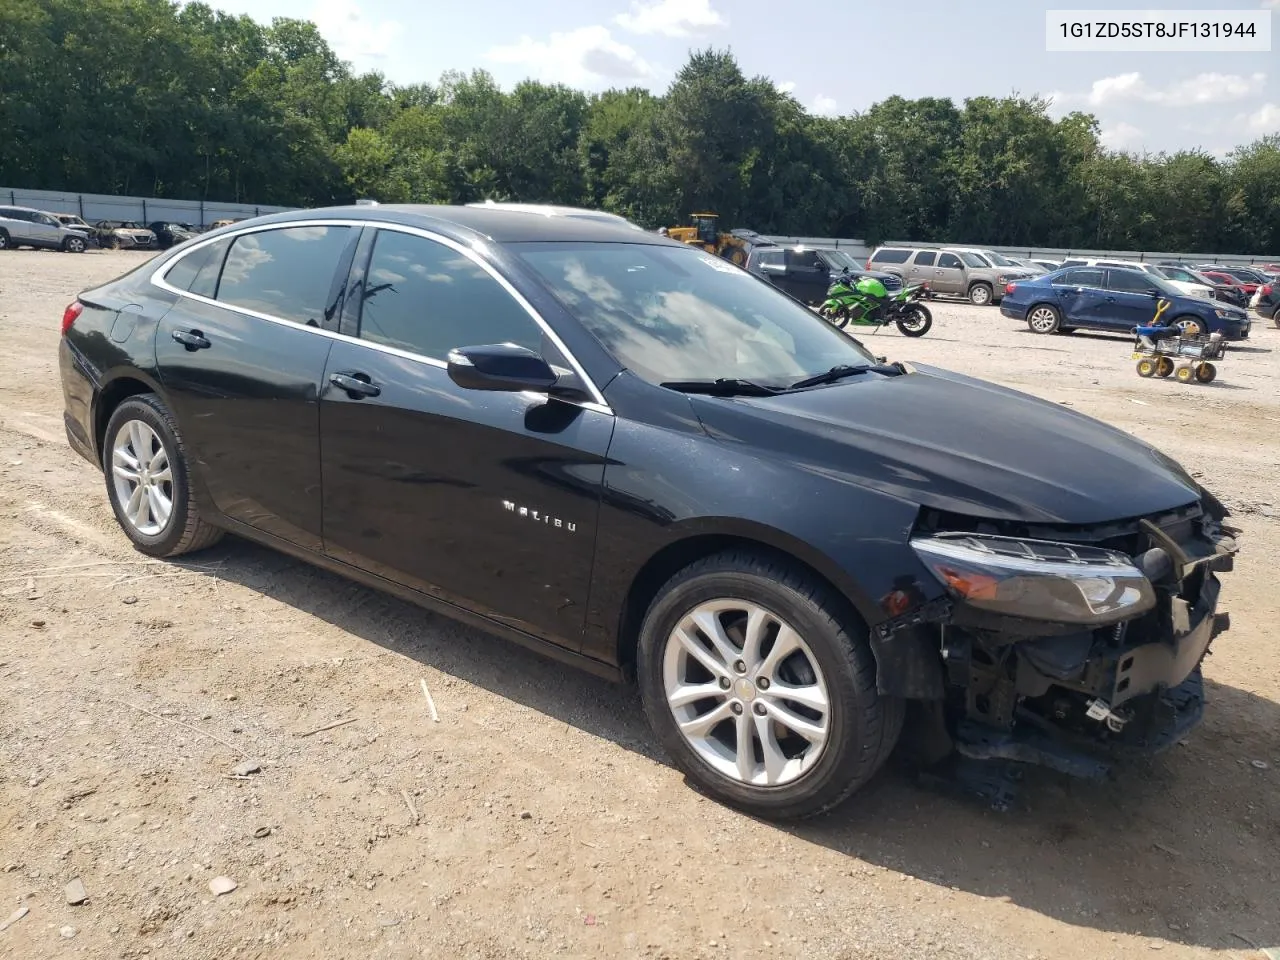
<box><xmin>244</xmin><ymin>204</ymin><xmax>678</xmax><ymax>246</ymax></box>
<box><xmin>463</xmin><ymin>201</ymin><xmax>645</xmax><ymax>230</ymax></box>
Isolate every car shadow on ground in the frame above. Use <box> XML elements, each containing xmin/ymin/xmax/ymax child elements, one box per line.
<box><xmin>201</xmin><ymin>537</ymin><xmax>1278</xmax><ymax>952</ymax></box>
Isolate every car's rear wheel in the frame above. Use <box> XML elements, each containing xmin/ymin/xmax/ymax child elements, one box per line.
<box><xmin>103</xmin><ymin>394</ymin><xmax>223</xmax><ymax>558</ymax></box>
<box><xmin>1027</xmin><ymin>304</ymin><xmax>1061</xmax><ymax>334</ymax></box>
<box><xmin>637</xmin><ymin>550</ymin><xmax>902</xmax><ymax>821</ymax></box>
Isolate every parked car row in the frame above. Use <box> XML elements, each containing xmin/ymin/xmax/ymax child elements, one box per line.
<box><xmin>0</xmin><ymin>205</ymin><xmax>245</xmax><ymax>253</ymax></box>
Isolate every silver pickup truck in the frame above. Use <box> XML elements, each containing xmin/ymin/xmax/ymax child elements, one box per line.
<box><xmin>0</xmin><ymin>205</ymin><xmax>91</xmax><ymax>252</ymax></box>
<box><xmin>868</xmin><ymin>245</ymin><xmax>1038</xmax><ymax>305</ymax></box>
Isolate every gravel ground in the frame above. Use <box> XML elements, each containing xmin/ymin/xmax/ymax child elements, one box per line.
<box><xmin>1</xmin><ymin>249</ymin><xmax>1277</xmax><ymax>960</ymax></box>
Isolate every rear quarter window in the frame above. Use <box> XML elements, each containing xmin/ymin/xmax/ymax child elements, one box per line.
<box><xmin>163</xmin><ymin>238</ymin><xmax>232</xmax><ymax>298</ymax></box>
<box><xmin>871</xmin><ymin>248</ymin><xmax>911</xmax><ymax>264</ymax></box>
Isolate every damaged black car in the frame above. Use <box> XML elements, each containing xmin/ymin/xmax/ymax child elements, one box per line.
<box><xmin>58</xmin><ymin>206</ymin><xmax>1240</xmax><ymax>821</ymax></box>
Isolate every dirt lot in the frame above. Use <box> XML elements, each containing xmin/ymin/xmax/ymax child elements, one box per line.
<box><xmin>1</xmin><ymin>248</ymin><xmax>1277</xmax><ymax>960</ymax></box>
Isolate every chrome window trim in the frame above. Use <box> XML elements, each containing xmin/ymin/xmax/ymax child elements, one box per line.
<box><xmin>148</xmin><ymin>217</ymin><xmax>613</xmax><ymax>414</ymax></box>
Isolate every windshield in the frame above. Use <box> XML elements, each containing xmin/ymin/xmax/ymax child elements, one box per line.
<box><xmin>984</xmin><ymin>250</ymin><xmax>1017</xmax><ymax>267</ymax></box>
<box><xmin>1145</xmin><ymin>274</ymin><xmax>1187</xmax><ymax>298</ymax></box>
<box><xmin>515</xmin><ymin>242</ymin><xmax>878</xmax><ymax>388</ymax></box>
<box><xmin>959</xmin><ymin>252</ymin><xmax>987</xmax><ymax>268</ymax></box>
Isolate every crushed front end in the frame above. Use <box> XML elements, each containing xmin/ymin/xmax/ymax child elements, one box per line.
<box><xmin>892</xmin><ymin>493</ymin><xmax>1240</xmax><ymax>781</ymax></box>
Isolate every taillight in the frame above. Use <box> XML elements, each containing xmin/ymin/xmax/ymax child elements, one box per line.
<box><xmin>61</xmin><ymin>300</ymin><xmax>83</xmax><ymax>336</ymax></box>
<box><xmin>1263</xmin><ymin>284</ymin><xmax>1273</xmax><ymax>296</ymax></box>
<box><xmin>1005</xmin><ymin>283</ymin><xmax>1017</xmax><ymax>295</ymax></box>
<box><xmin>865</xmin><ymin>258</ymin><xmax>872</xmax><ymax>270</ymax></box>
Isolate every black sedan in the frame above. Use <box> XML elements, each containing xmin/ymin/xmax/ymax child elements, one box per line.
<box><xmin>147</xmin><ymin>221</ymin><xmax>200</xmax><ymax>249</ymax></box>
<box><xmin>58</xmin><ymin>205</ymin><xmax>1240</xmax><ymax>820</ymax></box>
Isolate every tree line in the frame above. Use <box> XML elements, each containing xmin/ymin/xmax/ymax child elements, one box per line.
<box><xmin>3</xmin><ymin>0</ymin><xmax>1278</xmax><ymax>253</ymax></box>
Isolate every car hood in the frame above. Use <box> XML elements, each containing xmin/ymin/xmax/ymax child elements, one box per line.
<box><xmin>692</xmin><ymin>363</ymin><xmax>1201</xmax><ymax>525</ymax></box>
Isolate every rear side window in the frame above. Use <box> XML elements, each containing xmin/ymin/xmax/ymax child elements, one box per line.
<box><xmin>163</xmin><ymin>238</ymin><xmax>231</xmax><ymax>298</ymax></box>
<box><xmin>937</xmin><ymin>253</ymin><xmax>962</xmax><ymax>269</ymax></box>
<box><xmin>871</xmin><ymin>248</ymin><xmax>911</xmax><ymax>264</ymax></box>
<box><xmin>1054</xmin><ymin>268</ymin><xmax>1104</xmax><ymax>287</ymax></box>
<box><xmin>216</xmin><ymin>226</ymin><xmax>352</xmax><ymax>326</ymax></box>
<box><xmin>2</xmin><ymin>208</ymin><xmax>33</xmax><ymax>222</ymax></box>
<box><xmin>357</xmin><ymin>229</ymin><xmax>543</xmax><ymax>361</ymax></box>
<box><xmin>913</xmin><ymin>251</ymin><xmax>937</xmax><ymax>266</ymax></box>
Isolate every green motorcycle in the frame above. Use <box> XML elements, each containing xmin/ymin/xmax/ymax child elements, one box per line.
<box><xmin>818</xmin><ymin>272</ymin><xmax>933</xmax><ymax>337</ymax></box>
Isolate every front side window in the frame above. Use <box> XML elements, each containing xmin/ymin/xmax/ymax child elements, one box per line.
<box><xmin>216</xmin><ymin>226</ymin><xmax>351</xmax><ymax>326</ymax></box>
<box><xmin>357</xmin><ymin>229</ymin><xmax>543</xmax><ymax>360</ymax></box>
<box><xmin>937</xmin><ymin>253</ymin><xmax>962</xmax><ymax>269</ymax></box>
<box><xmin>516</xmin><ymin>242</ymin><xmax>877</xmax><ymax>388</ymax></box>
<box><xmin>1106</xmin><ymin>269</ymin><xmax>1155</xmax><ymax>293</ymax></box>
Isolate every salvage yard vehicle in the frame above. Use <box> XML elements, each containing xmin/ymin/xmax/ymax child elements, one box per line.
<box><xmin>1251</xmin><ymin>281</ymin><xmax>1278</xmax><ymax>323</ymax></box>
<box><xmin>747</xmin><ymin>245</ymin><xmax>902</xmax><ymax>306</ymax></box>
<box><xmin>818</xmin><ymin>271</ymin><xmax>932</xmax><ymax>336</ymax></box>
<box><xmin>868</xmin><ymin>245</ymin><xmax>1037</xmax><ymax>306</ymax></box>
<box><xmin>1001</xmin><ymin>266</ymin><xmax>1252</xmax><ymax>340</ymax></box>
<box><xmin>59</xmin><ymin>205</ymin><xmax>1240</xmax><ymax>820</ymax></box>
<box><xmin>0</xmin><ymin>205</ymin><xmax>92</xmax><ymax>252</ymax></box>
<box><xmin>93</xmin><ymin>220</ymin><xmax>156</xmax><ymax>249</ymax></box>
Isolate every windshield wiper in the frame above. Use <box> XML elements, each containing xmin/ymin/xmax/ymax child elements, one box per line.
<box><xmin>788</xmin><ymin>364</ymin><xmax>872</xmax><ymax>390</ymax></box>
<box><xmin>660</xmin><ymin>378</ymin><xmax>782</xmax><ymax>397</ymax></box>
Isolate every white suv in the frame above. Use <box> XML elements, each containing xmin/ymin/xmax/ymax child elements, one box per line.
<box><xmin>0</xmin><ymin>205</ymin><xmax>91</xmax><ymax>253</ymax></box>
<box><xmin>1057</xmin><ymin>257</ymin><xmax>1211</xmax><ymax>300</ymax></box>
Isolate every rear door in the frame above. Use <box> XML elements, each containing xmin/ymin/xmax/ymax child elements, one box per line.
<box><xmin>904</xmin><ymin>250</ymin><xmax>936</xmax><ymax>286</ymax></box>
<box><xmin>1050</xmin><ymin>267</ymin><xmax>1107</xmax><ymax>326</ymax></box>
<box><xmin>933</xmin><ymin>253</ymin><xmax>965</xmax><ymax>294</ymax></box>
<box><xmin>0</xmin><ymin>208</ymin><xmax>39</xmax><ymax>246</ymax></box>
<box><xmin>318</xmin><ymin>226</ymin><xmax>614</xmax><ymax>647</ymax></box>
<box><xmin>154</xmin><ymin>222</ymin><xmax>359</xmax><ymax>551</ymax></box>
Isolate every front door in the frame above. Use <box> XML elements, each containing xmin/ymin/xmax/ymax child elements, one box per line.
<box><xmin>1102</xmin><ymin>269</ymin><xmax>1163</xmax><ymax>329</ymax></box>
<box><xmin>319</xmin><ymin>226</ymin><xmax>614</xmax><ymax>648</ymax></box>
<box><xmin>933</xmin><ymin>252</ymin><xmax>965</xmax><ymax>294</ymax></box>
<box><xmin>154</xmin><ymin>223</ymin><xmax>358</xmax><ymax>551</ymax></box>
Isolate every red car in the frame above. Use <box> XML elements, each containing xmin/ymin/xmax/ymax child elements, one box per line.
<box><xmin>1200</xmin><ymin>270</ymin><xmax>1258</xmax><ymax>296</ymax></box>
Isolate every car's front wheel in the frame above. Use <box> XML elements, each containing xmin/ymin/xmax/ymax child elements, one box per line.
<box><xmin>103</xmin><ymin>394</ymin><xmax>223</xmax><ymax>557</ymax></box>
<box><xmin>968</xmin><ymin>283</ymin><xmax>993</xmax><ymax>306</ymax></box>
<box><xmin>63</xmin><ymin>235</ymin><xmax>86</xmax><ymax>253</ymax></box>
<box><xmin>637</xmin><ymin>551</ymin><xmax>902</xmax><ymax>821</ymax></box>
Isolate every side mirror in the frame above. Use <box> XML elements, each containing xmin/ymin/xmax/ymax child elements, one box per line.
<box><xmin>447</xmin><ymin>343</ymin><xmax>558</xmax><ymax>393</ymax></box>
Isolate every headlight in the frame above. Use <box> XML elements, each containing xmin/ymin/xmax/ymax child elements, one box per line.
<box><xmin>911</xmin><ymin>533</ymin><xmax>1156</xmax><ymax>625</ymax></box>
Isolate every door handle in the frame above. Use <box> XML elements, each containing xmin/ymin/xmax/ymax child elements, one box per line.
<box><xmin>171</xmin><ymin>329</ymin><xmax>210</xmax><ymax>350</ymax></box>
<box><xmin>330</xmin><ymin>372</ymin><xmax>381</xmax><ymax>398</ymax></box>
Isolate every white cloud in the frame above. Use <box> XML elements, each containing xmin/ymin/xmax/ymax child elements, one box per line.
<box><xmin>1243</xmin><ymin>102</ymin><xmax>1280</xmax><ymax>133</ymax></box>
<box><xmin>1057</xmin><ymin>71</ymin><xmax>1267</xmax><ymax>107</ymax></box>
<box><xmin>1261</xmin><ymin>0</ymin><xmax>1279</xmax><ymax>8</ymax></box>
<box><xmin>776</xmin><ymin>80</ymin><xmax>796</xmax><ymax>94</ymax></box>
<box><xmin>310</xmin><ymin>0</ymin><xmax>400</xmax><ymax>61</ymax></box>
<box><xmin>486</xmin><ymin>26</ymin><xmax>653</xmax><ymax>86</ymax></box>
<box><xmin>810</xmin><ymin>94</ymin><xmax>838</xmax><ymax>116</ymax></box>
<box><xmin>614</xmin><ymin>0</ymin><xmax>725</xmax><ymax>36</ymax></box>
<box><xmin>1099</xmin><ymin>121</ymin><xmax>1145</xmax><ymax>149</ymax></box>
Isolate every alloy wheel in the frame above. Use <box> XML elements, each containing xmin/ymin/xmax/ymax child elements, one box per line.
<box><xmin>662</xmin><ymin>599</ymin><xmax>830</xmax><ymax>787</ymax></box>
<box><xmin>111</xmin><ymin>420</ymin><xmax>174</xmax><ymax>536</ymax></box>
<box><xmin>1028</xmin><ymin>306</ymin><xmax>1058</xmax><ymax>333</ymax></box>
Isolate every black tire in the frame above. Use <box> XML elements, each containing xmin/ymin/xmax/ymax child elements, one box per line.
<box><xmin>104</xmin><ymin>236</ymin><xmax>119</xmax><ymax>250</ymax></box>
<box><xmin>636</xmin><ymin>550</ymin><xmax>903</xmax><ymax>821</ymax></box>
<box><xmin>895</xmin><ymin>304</ymin><xmax>932</xmax><ymax>337</ymax></box>
<box><xmin>63</xmin><ymin>235</ymin><xmax>86</xmax><ymax>254</ymax></box>
<box><xmin>1026</xmin><ymin>303</ymin><xmax>1061</xmax><ymax>334</ymax></box>
<box><xmin>968</xmin><ymin>283</ymin><xmax>993</xmax><ymax>306</ymax></box>
<box><xmin>1169</xmin><ymin>315</ymin><xmax>1203</xmax><ymax>336</ymax></box>
<box><xmin>0</xmin><ymin>229</ymin><xmax>9</xmax><ymax>251</ymax></box>
<box><xmin>102</xmin><ymin>394</ymin><xmax>223</xmax><ymax>558</ymax></box>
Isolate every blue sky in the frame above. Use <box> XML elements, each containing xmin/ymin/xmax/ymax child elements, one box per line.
<box><xmin>205</xmin><ymin>0</ymin><xmax>1278</xmax><ymax>156</ymax></box>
